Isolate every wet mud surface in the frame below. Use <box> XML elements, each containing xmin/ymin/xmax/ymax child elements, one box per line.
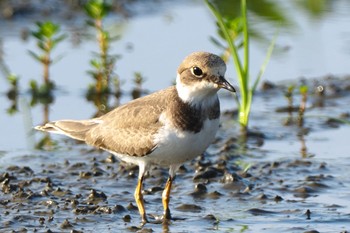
<box><xmin>1</xmin><ymin>77</ymin><xmax>350</xmax><ymax>232</ymax></box>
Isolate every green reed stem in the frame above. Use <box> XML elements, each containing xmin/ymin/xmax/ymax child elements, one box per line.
<box><xmin>206</xmin><ymin>0</ymin><xmax>277</xmax><ymax>133</ymax></box>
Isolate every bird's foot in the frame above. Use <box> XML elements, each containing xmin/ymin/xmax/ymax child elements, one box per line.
<box><xmin>147</xmin><ymin>214</ymin><xmax>165</xmax><ymax>224</ymax></box>
<box><xmin>147</xmin><ymin>212</ymin><xmax>172</xmax><ymax>224</ymax></box>
<box><xmin>147</xmin><ymin>211</ymin><xmax>186</xmax><ymax>225</ymax></box>
<box><xmin>139</xmin><ymin>214</ymin><xmax>148</xmax><ymax>227</ymax></box>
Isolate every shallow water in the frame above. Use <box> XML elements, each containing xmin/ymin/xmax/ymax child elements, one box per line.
<box><xmin>0</xmin><ymin>1</ymin><xmax>350</xmax><ymax>232</ymax></box>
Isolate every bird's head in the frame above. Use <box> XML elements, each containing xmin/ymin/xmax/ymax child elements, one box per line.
<box><xmin>176</xmin><ymin>51</ymin><xmax>235</xmax><ymax>105</ymax></box>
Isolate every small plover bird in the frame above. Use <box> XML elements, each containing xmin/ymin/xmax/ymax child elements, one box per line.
<box><xmin>35</xmin><ymin>51</ymin><xmax>235</xmax><ymax>224</ymax></box>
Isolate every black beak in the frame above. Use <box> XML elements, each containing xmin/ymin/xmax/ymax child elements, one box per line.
<box><xmin>218</xmin><ymin>76</ymin><xmax>236</xmax><ymax>92</ymax></box>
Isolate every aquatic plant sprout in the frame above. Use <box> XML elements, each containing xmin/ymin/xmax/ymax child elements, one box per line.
<box><xmin>28</xmin><ymin>21</ymin><xmax>66</xmax><ymax>97</ymax></box>
<box><xmin>206</xmin><ymin>0</ymin><xmax>277</xmax><ymax>133</ymax></box>
<box><xmin>84</xmin><ymin>0</ymin><xmax>119</xmax><ymax>96</ymax></box>
<box><xmin>84</xmin><ymin>0</ymin><xmax>121</xmax><ymax>115</ymax></box>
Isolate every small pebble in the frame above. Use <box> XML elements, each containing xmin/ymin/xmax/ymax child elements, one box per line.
<box><xmin>114</xmin><ymin>204</ymin><xmax>126</xmax><ymax>213</ymax></box>
<box><xmin>123</xmin><ymin>214</ymin><xmax>131</xmax><ymax>222</ymax></box>
<box><xmin>60</xmin><ymin>219</ymin><xmax>73</xmax><ymax>229</ymax></box>
<box><xmin>126</xmin><ymin>202</ymin><xmax>138</xmax><ymax>211</ymax></box>
<box><xmin>176</xmin><ymin>204</ymin><xmax>202</xmax><ymax>213</ymax></box>
<box><xmin>274</xmin><ymin>195</ymin><xmax>283</xmax><ymax>202</ymax></box>
<box><xmin>38</xmin><ymin>217</ymin><xmax>45</xmax><ymax>225</ymax></box>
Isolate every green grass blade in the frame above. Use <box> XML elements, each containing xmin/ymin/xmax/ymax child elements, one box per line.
<box><xmin>242</xmin><ymin>0</ymin><xmax>249</xmax><ymax>83</ymax></box>
<box><xmin>205</xmin><ymin>0</ymin><xmax>244</xmax><ymax>80</ymax></box>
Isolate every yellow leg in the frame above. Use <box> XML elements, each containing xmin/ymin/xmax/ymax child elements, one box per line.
<box><xmin>134</xmin><ymin>176</ymin><xmax>147</xmax><ymax>224</ymax></box>
<box><xmin>162</xmin><ymin>176</ymin><xmax>173</xmax><ymax>220</ymax></box>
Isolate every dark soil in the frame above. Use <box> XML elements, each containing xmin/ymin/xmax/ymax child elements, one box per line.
<box><xmin>1</xmin><ymin>77</ymin><xmax>349</xmax><ymax>232</ymax></box>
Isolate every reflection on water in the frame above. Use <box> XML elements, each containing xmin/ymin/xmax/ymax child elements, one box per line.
<box><xmin>5</xmin><ymin>75</ymin><xmax>19</xmax><ymax>115</ymax></box>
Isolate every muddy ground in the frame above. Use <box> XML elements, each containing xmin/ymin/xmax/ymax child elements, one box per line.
<box><xmin>1</xmin><ymin>76</ymin><xmax>349</xmax><ymax>233</ymax></box>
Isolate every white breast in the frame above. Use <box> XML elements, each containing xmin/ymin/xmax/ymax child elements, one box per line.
<box><xmin>146</xmin><ymin>113</ymin><xmax>220</xmax><ymax>166</ymax></box>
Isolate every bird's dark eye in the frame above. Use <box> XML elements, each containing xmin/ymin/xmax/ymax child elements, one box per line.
<box><xmin>192</xmin><ymin>66</ymin><xmax>203</xmax><ymax>77</ymax></box>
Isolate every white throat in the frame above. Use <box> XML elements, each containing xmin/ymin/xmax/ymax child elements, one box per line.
<box><xmin>176</xmin><ymin>74</ymin><xmax>219</xmax><ymax>107</ymax></box>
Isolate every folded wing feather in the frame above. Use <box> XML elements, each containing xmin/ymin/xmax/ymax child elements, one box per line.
<box><xmin>35</xmin><ymin>87</ymin><xmax>174</xmax><ymax>157</ymax></box>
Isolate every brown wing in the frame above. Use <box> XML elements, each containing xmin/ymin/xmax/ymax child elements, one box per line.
<box><xmin>85</xmin><ymin>87</ymin><xmax>175</xmax><ymax>156</ymax></box>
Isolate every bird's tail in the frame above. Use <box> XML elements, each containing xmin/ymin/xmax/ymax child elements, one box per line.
<box><xmin>35</xmin><ymin>119</ymin><xmax>100</xmax><ymax>141</ymax></box>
